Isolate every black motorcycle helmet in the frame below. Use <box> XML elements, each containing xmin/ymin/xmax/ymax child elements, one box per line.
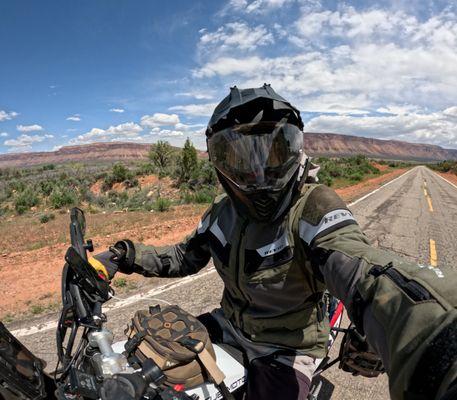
<box><xmin>206</xmin><ymin>84</ymin><xmax>310</xmax><ymax>221</ymax></box>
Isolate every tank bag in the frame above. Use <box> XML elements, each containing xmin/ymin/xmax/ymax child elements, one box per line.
<box><xmin>124</xmin><ymin>304</ymin><xmax>233</xmax><ymax>398</ymax></box>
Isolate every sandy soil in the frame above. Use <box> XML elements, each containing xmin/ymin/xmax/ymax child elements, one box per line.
<box><xmin>0</xmin><ymin>168</ymin><xmax>411</xmax><ymax>320</ymax></box>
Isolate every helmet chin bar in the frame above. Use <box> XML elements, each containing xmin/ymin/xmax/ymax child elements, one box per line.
<box><xmin>216</xmin><ymin>165</ymin><xmax>305</xmax><ymax>222</ymax></box>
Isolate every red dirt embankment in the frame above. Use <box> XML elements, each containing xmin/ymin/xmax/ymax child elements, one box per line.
<box><xmin>436</xmin><ymin>171</ymin><xmax>457</xmax><ymax>186</ymax></box>
<box><xmin>335</xmin><ymin>168</ymin><xmax>409</xmax><ymax>203</ymax></box>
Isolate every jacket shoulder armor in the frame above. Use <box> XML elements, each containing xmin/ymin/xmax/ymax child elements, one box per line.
<box><xmin>300</xmin><ymin>184</ymin><xmax>348</xmax><ymax>225</ymax></box>
<box><xmin>297</xmin><ymin>184</ymin><xmax>357</xmax><ymax>245</ymax></box>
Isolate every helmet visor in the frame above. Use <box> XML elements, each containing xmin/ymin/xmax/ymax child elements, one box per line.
<box><xmin>208</xmin><ymin>122</ymin><xmax>303</xmax><ymax>191</ymax></box>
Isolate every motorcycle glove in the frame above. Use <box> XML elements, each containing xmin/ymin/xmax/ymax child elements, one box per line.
<box><xmin>89</xmin><ymin>239</ymin><xmax>136</xmax><ymax>279</ymax></box>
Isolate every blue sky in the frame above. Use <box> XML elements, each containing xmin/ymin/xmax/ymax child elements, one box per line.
<box><xmin>1</xmin><ymin>0</ymin><xmax>456</xmax><ymax>154</ymax></box>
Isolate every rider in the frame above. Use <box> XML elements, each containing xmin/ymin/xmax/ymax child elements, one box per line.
<box><xmin>90</xmin><ymin>85</ymin><xmax>457</xmax><ymax>400</ymax></box>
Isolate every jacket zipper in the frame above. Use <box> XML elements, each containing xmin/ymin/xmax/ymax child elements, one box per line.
<box><xmin>235</xmin><ymin>218</ymin><xmax>249</xmax><ymax>330</ymax></box>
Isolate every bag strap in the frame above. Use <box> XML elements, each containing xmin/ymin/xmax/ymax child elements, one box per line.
<box><xmin>178</xmin><ymin>337</ymin><xmax>234</xmax><ymax>400</ymax></box>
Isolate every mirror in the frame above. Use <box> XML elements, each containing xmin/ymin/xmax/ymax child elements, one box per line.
<box><xmin>70</xmin><ymin>207</ymin><xmax>86</xmax><ymax>236</ymax></box>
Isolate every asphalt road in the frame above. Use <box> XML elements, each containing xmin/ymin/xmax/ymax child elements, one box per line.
<box><xmin>10</xmin><ymin>166</ymin><xmax>457</xmax><ymax>399</ymax></box>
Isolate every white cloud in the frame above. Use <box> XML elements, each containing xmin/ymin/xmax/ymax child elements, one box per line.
<box><xmin>443</xmin><ymin>106</ymin><xmax>457</xmax><ymax>118</ymax></box>
<box><xmin>169</xmin><ymin>103</ymin><xmax>217</xmax><ymax>117</ymax></box>
<box><xmin>226</xmin><ymin>0</ymin><xmax>295</xmax><ymax>14</ymax></box>
<box><xmin>199</xmin><ymin>22</ymin><xmax>274</xmax><ymax>53</ymax></box>
<box><xmin>176</xmin><ymin>92</ymin><xmax>214</xmax><ymax>100</ymax></box>
<box><xmin>304</xmin><ymin>109</ymin><xmax>457</xmax><ymax>148</ymax></box>
<box><xmin>4</xmin><ymin>134</ymin><xmax>54</xmax><ymax>151</ymax></box>
<box><xmin>17</xmin><ymin>124</ymin><xmax>44</xmax><ymax>132</ymax></box>
<box><xmin>66</xmin><ymin>114</ymin><xmax>81</xmax><ymax>121</ymax></box>
<box><xmin>0</xmin><ymin>110</ymin><xmax>19</xmax><ymax>122</ymax></box>
<box><xmin>149</xmin><ymin>129</ymin><xmax>184</xmax><ymax>138</ymax></box>
<box><xmin>192</xmin><ymin>5</ymin><xmax>457</xmax><ymax>146</ymax></box>
<box><xmin>72</xmin><ymin>122</ymin><xmax>143</xmax><ymax>144</ymax></box>
<box><xmin>110</xmin><ymin>108</ymin><xmax>125</xmax><ymax>113</ymax></box>
<box><xmin>140</xmin><ymin>113</ymin><xmax>180</xmax><ymax>128</ymax></box>
<box><xmin>0</xmin><ymin>132</ymin><xmax>8</xmax><ymax>137</ymax></box>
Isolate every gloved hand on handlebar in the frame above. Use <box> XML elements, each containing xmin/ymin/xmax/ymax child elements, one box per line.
<box><xmin>89</xmin><ymin>239</ymin><xmax>136</xmax><ymax>280</ymax></box>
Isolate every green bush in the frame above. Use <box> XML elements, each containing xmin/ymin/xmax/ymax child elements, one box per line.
<box><xmin>316</xmin><ymin>155</ymin><xmax>380</xmax><ymax>187</ymax></box>
<box><xmin>14</xmin><ymin>188</ymin><xmax>40</xmax><ymax>214</ymax></box>
<box><xmin>50</xmin><ymin>187</ymin><xmax>77</xmax><ymax>209</ymax></box>
<box><xmin>102</xmin><ymin>163</ymin><xmax>134</xmax><ymax>191</ymax></box>
<box><xmin>177</xmin><ymin>138</ymin><xmax>198</xmax><ymax>183</ymax></box>
<box><xmin>136</xmin><ymin>162</ymin><xmax>156</xmax><ymax>176</ymax></box>
<box><xmin>42</xmin><ymin>164</ymin><xmax>55</xmax><ymax>171</ymax></box>
<box><xmin>180</xmin><ymin>186</ymin><xmax>216</xmax><ymax>204</ymax></box>
<box><xmin>113</xmin><ymin>277</ymin><xmax>127</xmax><ymax>288</ymax></box>
<box><xmin>112</xmin><ymin>163</ymin><xmax>130</xmax><ymax>182</ymax></box>
<box><xmin>149</xmin><ymin>140</ymin><xmax>174</xmax><ymax>169</ymax></box>
<box><xmin>153</xmin><ymin>197</ymin><xmax>171</xmax><ymax>212</ymax></box>
<box><xmin>40</xmin><ymin>180</ymin><xmax>56</xmax><ymax>196</ymax></box>
<box><xmin>9</xmin><ymin>179</ymin><xmax>26</xmax><ymax>193</ymax></box>
<box><xmin>39</xmin><ymin>213</ymin><xmax>55</xmax><ymax>224</ymax></box>
<box><xmin>198</xmin><ymin>160</ymin><xmax>218</xmax><ymax>186</ymax></box>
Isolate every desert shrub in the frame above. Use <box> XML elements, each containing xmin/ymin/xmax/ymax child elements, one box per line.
<box><xmin>149</xmin><ymin>140</ymin><xmax>174</xmax><ymax>169</ymax></box>
<box><xmin>124</xmin><ymin>178</ymin><xmax>139</xmax><ymax>189</ymax></box>
<box><xmin>29</xmin><ymin>304</ymin><xmax>45</xmax><ymax>315</ymax></box>
<box><xmin>193</xmin><ymin>188</ymin><xmax>216</xmax><ymax>204</ymax></box>
<box><xmin>180</xmin><ymin>186</ymin><xmax>216</xmax><ymax>204</ymax></box>
<box><xmin>197</xmin><ymin>160</ymin><xmax>218</xmax><ymax>186</ymax></box>
<box><xmin>113</xmin><ymin>277</ymin><xmax>127</xmax><ymax>288</ymax></box>
<box><xmin>112</xmin><ymin>163</ymin><xmax>130</xmax><ymax>182</ymax></box>
<box><xmin>40</xmin><ymin>180</ymin><xmax>56</xmax><ymax>196</ymax></box>
<box><xmin>136</xmin><ymin>162</ymin><xmax>156</xmax><ymax>176</ymax></box>
<box><xmin>50</xmin><ymin>187</ymin><xmax>77</xmax><ymax>209</ymax></box>
<box><xmin>39</xmin><ymin>213</ymin><xmax>55</xmax><ymax>224</ymax></box>
<box><xmin>348</xmin><ymin>171</ymin><xmax>364</xmax><ymax>182</ymax></box>
<box><xmin>430</xmin><ymin>160</ymin><xmax>457</xmax><ymax>174</ymax></box>
<box><xmin>153</xmin><ymin>197</ymin><xmax>171</xmax><ymax>212</ymax></box>
<box><xmin>42</xmin><ymin>164</ymin><xmax>55</xmax><ymax>171</ymax></box>
<box><xmin>316</xmin><ymin>155</ymin><xmax>380</xmax><ymax>186</ymax></box>
<box><xmin>124</xmin><ymin>189</ymin><xmax>153</xmax><ymax>210</ymax></box>
<box><xmin>177</xmin><ymin>138</ymin><xmax>198</xmax><ymax>183</ymax></box>
<box><xmin>102</xmin><ymin>163</ymin><xmax>134</xmax><ymax>191</ymax></box>
<box><xmin>94</xmin><ymin>195</ymin><xmax>109</xmax><ymax>208</ymax></box>
<box><xmin>14</xmin><ymin>188</ymin><xmax>40</xmax><ymax>214</ymax></box>
<box><xmin>9</xmin><ymin>179</ymin><xmax>26</xmax><ymax>192</ymax></box>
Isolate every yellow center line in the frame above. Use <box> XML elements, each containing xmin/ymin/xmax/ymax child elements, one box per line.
<box><xmin>423</xmin><ymin>188</ymin><xmax>428</xmax><ymax>196</ymax></box>
<box><xmin>427</xmin><ymin>196</ymin><xmax>434</xmax><ymax>212</ymax></box>
<box><xmin>430</xmin><ymin>239</ymin><xmax>438</xmax><ymax>267</ymax></box>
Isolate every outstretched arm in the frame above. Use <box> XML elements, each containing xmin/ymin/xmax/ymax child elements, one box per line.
<box><xmin>300</xmin><ymin>185</ymin><xmax>457</xmax><ymax>400</ymax></box>
<box><xmin>91</xmin><ymin>207</ymin><xmax>213</xmax><ymax>279</ymax></box>
<box><xmin>126</xmin><ymin>210</ymin><xmax>212</xmax><ymax>277</ymax></box>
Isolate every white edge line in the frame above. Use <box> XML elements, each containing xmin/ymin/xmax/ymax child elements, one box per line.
<box><xmin>11</xmin><ymin>267</ymin><xmax>216</xmax><ymax>338</ymax></box>
<box><xmin>11</xmin><ymin>167</ymin><xmax>419</xmax><ymax>338</ymax></box>
<box><xmin>432</xmin><ymin>170</ymin><xmax>457</xmax><ymax>190</ymax></box>
<box><xmin>348</xmin><ymin>167</ymin><xmax>416</xmax><ymax>207</ymax></box>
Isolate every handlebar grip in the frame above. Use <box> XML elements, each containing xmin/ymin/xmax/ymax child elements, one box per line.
<box><xmin>109</xmin><ymin>245</ymin><xmax>127</xmax><ymax>262</ymax></box>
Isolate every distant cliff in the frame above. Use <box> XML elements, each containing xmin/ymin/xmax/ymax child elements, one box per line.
<box><xmin>303</xmin><ymin>133</ymin><xmax>457</xmax><ymax>161</ymax></box>
<box><xmin>1</xmin><ymin>133</ymin><xmax>456</xmax><ymax>168</ymax></box>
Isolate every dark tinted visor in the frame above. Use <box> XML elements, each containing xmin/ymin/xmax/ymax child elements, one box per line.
<box><xmin>208</xmin><ymin>122</ymin><xmax>303</xmax><ymax>191</ymax></box>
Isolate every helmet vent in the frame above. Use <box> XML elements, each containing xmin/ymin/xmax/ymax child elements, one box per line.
<box><xmin>253</xmin><ymin>196</ymin><xmax>276</xmax><ymax>220</ymax></box>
